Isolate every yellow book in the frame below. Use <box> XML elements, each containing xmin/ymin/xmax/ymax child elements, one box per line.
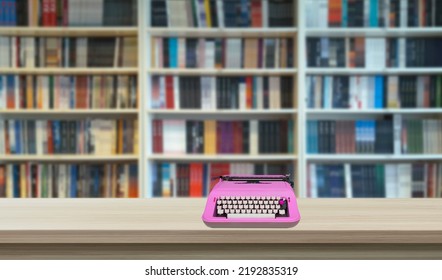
<box><xmin>204</xmin><ymin>0</ymin><xmax>212</xmax><ymax>27</ymax></box>
<box><xmin>37</xmin><ymin>76</ymin><xmax>43</xmax><ymax>109</ymax></box>
<box><xmin>20</xmin><ymin>164</ymin><xmax>27</xmax><ymax>198</ymax></box>
<box><xmin>204</xmin><ymin>120</ymin><xmax>216</xmax><ymax>154</ymax></box>
<box><xmin>117</xmin><ymin>120</ymin><xmax>124</xmax><ymax>154</ymax></box>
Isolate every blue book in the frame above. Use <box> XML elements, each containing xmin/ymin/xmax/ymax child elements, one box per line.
<box><xmin>70</xmin><ymin>165</ymin><xmax>77</xmax><ymax>198</ymax></box>
<box><xmin>151</xmin><ymin>163</ymin><xmax>158</xmax><ymax>198</ymax></box>
<box><xmin>11</xmin><ymin>0</ymin><xmax>16</xmax><ymax>26</ymax></box>
<box><xmin>161</xmin><ymin>162</ymin><xmax>170</xmax><ymax>197</ymax></box>
<box><xmin>168</xmin><ymin>38</ymin><xmax>178</xmax><ymax>68</ymax></box>
<box><xmin>369</xmin><ymin>0</ymin><xmax>378</xmax><ymax>27</ymax></box>
<box><xmin>92</xmin><ymin>166</ymin><xmax>100</xmax><ymax>198</ymax></box>
<box><xmin>342</xmin><ymin>0</ymin><xmax>348</xmax><ymax>27</ymax></box>
<box><xmin>129</xmin><ymin>164</ymin><xmax>138</xmax><ymax>197</ymax></box>
<box><xmin>312</xmin><ymin>120</ymin><xmax>318</xmax><ymax>154</ymax></box>
<box><xmin>316</xmin><ymin>165</ymin><xmax>327</xmax><ymax>197</ymax></box>
<box><xmin>14</xmin><ymin>120</ymin><xmax>21</xmax><ymax>154</ymax></box>
<box><xmin>52</xmin><ymin>121</ymin><xmax>61</xmax><ymax>154</ymax></box>
<box><xmin>240</xmin><ymin>0</ymin><xmax>249</xmax><ymax>27</ymax></box>
<box><xmin>374</xmin><ymin>76</ymin><xmax>384</xmax><ymax>108</ymax></box>
<box><xmin>13</xmin><ymin>164</ymin><xmax>19</xmax><ymax>197</ymax></box>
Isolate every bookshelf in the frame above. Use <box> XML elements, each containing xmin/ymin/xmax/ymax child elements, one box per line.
<box><xmin>2</xmin><ymin>0</ymin><xmax>442</xmax><ymax>199</ymax></box>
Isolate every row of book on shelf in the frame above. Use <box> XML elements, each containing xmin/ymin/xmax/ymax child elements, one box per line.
<box><xmin>152</xmin><ymin>37</ymin><xmax>294</xmax><ymax>69</ymax></box>
<box><xmin>306</xmin><ymin>75</ymin><xmax>442</xmax><ymax>109</ymax></box>
<box><xmin>151</xmin><ymin>0</ymin><xmax>294</xmax><ymax>28</ymax></box>
<box><xmin>152</xmin><ymin>119</ymin><xmax>294</xmax><ymax>155</ymax></box>
<box><xmin>0</xmin><ymin>36</ymin><xmax>137</xmax><ymax>67</ymax></box>
<box><xmin>0</xmin><ymin>163</ymin><xmax>138</xmax><ymax>198</ymax></box>
<box><xmin>0</xmin><ymin>75</ymin><xmax>137</xmax><ymax>109</ymax></box>
<box><xmin>151</xmin><ymin>76</ymin><xmax>293</xmax><ymax>110</ymax></box>
<box><xmin>307</xmin><ymin>162</ymin><xmax>442</xmax><ymax>198</ymax></box>
<box><xmin>307</xmin><ymin>116</ymin><xmax>442</xmax><ymax>155</ymax></box>
<box><xmin>307</xmin><ymin>37</ymin><xmax>442</xmax><ymax>68</ymax></box>
<box><xmin>306</xmin><ymin>0</ymin><xmax>442</xmax><ymax>28</ymax></box>
<box><xmin>152</xmin><ymin>162</ymin><xmax>293</xmax><ymax>197</ymax></box>
<box><xmin>0</xmin><ymin>119</ymin><xmax>138</xmax><ymax>155</ymax></box>
<box><xmin>0</xmin><ymin>0</ymin><xmax>137</xmax><ymax>26</ymax></box>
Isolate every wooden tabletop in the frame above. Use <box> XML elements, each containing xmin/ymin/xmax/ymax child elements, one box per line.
<box><xmin>0</xmin><ymin>198</ymin><xmax>441</xmax><ymax>244</ymax></box>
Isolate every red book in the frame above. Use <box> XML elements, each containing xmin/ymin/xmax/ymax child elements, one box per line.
<box><xmin>233</xmin><ymin>121</ymin><xmax>242</xmax><ymax>154</ymax></box>
<box><xmin>75</xmin><ymin>76</ymin><xmax>87</xmax><ymax>109</ymax></box>
<box><xmin>153</xmin><ymin>119</ymin><xmax>163</xmax><ymax>153</ymax></box>
<box><xmin>50</xmin><ymin>0</ymin><xmax>57</xmax><ymax>26</ymax></box>
<box><xmin>0</xmin><ymin>165</ymin><xmax>5</xmax><ymax>198</ymax></box>
<box><xmin>42</xmin><ymin>0</ymin><xmax>50</xmax><ymax>26</ymax></box>
<box><xmin>328</xmin><ymin>0</ymin><xmax>342</xmax><ymax>27</ymax></box>
<box><xmin>189</xmin><ymin>163</ymin><xmax>203</xmax><ymax>197</ymax></box>
<box><xmin>250</xmin><ymin>0</ymin><xmax>262</xmax><ymax>27</ymax></box>
<box><xmin>47</xmin><ymin>120</ymin><xmax>54</xmax><ymax>154</ymax></box>
<box><xmin>6</xmin><ymin>78</ymin><xmax>15</xmax><ymax>109</ymax></box>
<box><xmin>4</xmin><ymin>122</ymin><xmax>10</xmax><ymax>154</ymax></box>
<box><xmin>62</xmin><ymin>0</ymin><xmax>68</xmax><ymax>26</ymax></box>
<box><xmin>152</xmin><ymin>120</ymin><xmax>158</xmax><ymax>153</ymax></box>
<box><xmin>165</xmin><ymin>76</ymin><xmax>174</xmax><ymax>109</ymax></box>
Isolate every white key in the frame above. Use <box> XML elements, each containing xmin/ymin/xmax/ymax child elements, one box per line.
<box><xmin>228</xmin><ymin>205</ymin><xmax>233</xmax><ymax>209</ymax></box>
<box><xmin>241</xmin><ymin>209</ymin><xmax>246</xmax><ymax>214</ymax></box>
<box><xmin>235</xmin><ymin>209</ymin><xmax>240</xmax><ymax>214</ymax></box>
<box><xmin>279</xmin><ymin>210</ymin><xmax>286</xmax><ymax>215</ymax></box>
<box><xmin>260</xmin><ymin>205</ymin><xmax>265</xmax><ymax>209</ymax></box>
<box><xmin>217</xmin><ymin>200</ymin><xmax>221</xmax><ymax>205</ymax></box>
<box><xmin>239</xmin><ymin>205</ymin><xmax>243</xmax><ymax>209</ymax></box>
<box><xmin>223</xmin><ymin>205</ymin><xmax>228</xmax><ymax>209</ymax></box>
<box><xmin>228</xmin><ymin>213</ymin><xmax>275</xmax><ymax>219</ymax></box>
<box><xmin>244</xmin><ymin>205</ymin><xmax>249</xmax><ymax>209</ymax></box>
<box><xmin>257</xmin><ymin>209</ymin><xmax>262</xmax><ymax>214</ymax></box>
<box><xmin>265</xmin><ymin>205</ymin><xmax>270</xmax><ymax>209</ymax></box>
<box><xmin>228</xmin><ymin>200</ymin><xmax>232</xmax><ymax>204</ymax></box>
<box><xmin>262</xmin><ymin>209</ymin><xmax>268</xmax><ymax>214</ymax></box>
<box><xmin>217</xmin><ymin>206</ymin><xmax>222</xmax><ymax>210</ymax></box>
<box><xmin>217</xmin><ymin>209</ymin><xmax>224</xmax><ymax>215</ymax></box>
<box><xmin>273</xmin><ymin>209</ymin><xmax>278</xmax><ymax>214</ymax></box>
<box><xmin>248</xmin><ymin>200</ymin><xmax>253</xmax><ymax>204</ymax></box>
<box><xmin>274</xmin><ymin>200</ymin><xmax>279</xmax><ymax>204</ymax></box>
<box><xmin>222</xmin><ymin>200</ymin><xmax>226</xmax><ymax>204</ymax></box>
<box><xmin>270</xmin><ymin>205</ymin><xmax>275</xmax><ymax>209</ymax></box>
<box><xmin>252</xmin><ymin>209</ymin><xmax>257</xmax><ymax>214</ymax></box>
<box><xmin>225</xmin><ymin>209</ymin><xmax>230</xmax><ymax>214</ymax></box>
<box><xmin>238</xmin><ymin>200</ymin><xmax>243</xmax><ymax>204</ymax></box>
<box><xmin>253</xmin><ymin>200</ymin><xmax>258</xmax><ymax>204</ymax></box>
<box><xmin>234</xmin><ymin>205</ymin><xmax>238</xmax><ymax>209</ymax></box>
<box><xmin>233</xmin><ymin>200</ymin><xmax>237</xmax><ymax>204</ymax></box>
<box><xmin>264</xmin><ymin>201</ymin><xmax>268</xmax><ymax>205</ymax></box>
<box><xmin>247</xmin><ymin>209</ymin><xmax>251</xmax><ymax>213</ymax></box>
<box><xmin>259</xmin><ymin>200</ymin><xmax>263</xmax><ymax>204</ymax></box>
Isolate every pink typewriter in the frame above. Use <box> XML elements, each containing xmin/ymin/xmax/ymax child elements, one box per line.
<box><xmin>202</xmin><ymin>175</ymin><xmax>301</xmax><ymax>227</ymax></box>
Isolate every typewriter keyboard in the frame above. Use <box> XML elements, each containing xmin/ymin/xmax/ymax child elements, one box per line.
<box><xmin>215</xmin><ymin>196</ymin><xmax>289</xmax><ymax>218</ymax></box>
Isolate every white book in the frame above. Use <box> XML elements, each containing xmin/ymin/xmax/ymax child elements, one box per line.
<box><xmin>8</xmin><ymin>120</ymin><xmax>15</xmax><ymax>154</ymax></box>
<box><xmin>309</xmin><ymin>163</ymin><xmax>317</xmax><ymax>198</ymax></box>
<box><xmin>163</xmin><ymin>120</ymin><xmax>186</xmax><ymax>154</ymax></box>
<box><xmin>387</xmin><ymin>76</ymin><xmax>399</xmax><ymax>108</ymax></box>
<box><xmin>400</xmin><ymin>0</ymin><xmax>407</xmax><ymax>27</ymax></box>
<box><xmin>58</xmin><ymin>164</ymin><xmax>67</xmax><ymax>198</ymax></box>
<box><xmin>155</xmin><ymin>38</ymin><xmax>163</xmax><ymax>68</ymax></box>
<box><xmin>344</xmin><ymin>163</ymin><xmax>352</xmax><ymax>198</ymax></box>
<box><xmin>397</xmin><ymin>164</ymin><xmax>411</xmax><ymax>198</ymax></box>
<box><xmin>416</xmin><ymin>76</ymin><xmax>424</xmax><ymax>108</ymax></box>
<box><xmin>359</xmin><ymin>76</ymin><xmax>368</xmax><ymax>109</ymax></box>
<box><xmin>270</xmin><ymin>76</ymin><xmax>281</xmax><ymax>109</ymax></box>
<box><xmin>367</xmin><ymin>76</ymin><xmax>375</xmax><ymax>108</ymax></box>
<box><xmin>230</xmin><ymin>163</ymin><xmax>239</xmax><ymax>175</ymax></box>
<box><xmin>25</xmin><ymin>37</ymin><xmax>35</xmax><ymax>68</ymax></box>
<box><xmin>384</xmin><ymin>0</ymin><xmax>390</xmax><ymax>27</ymax></box>
<box><xmin>159</xmin><ymin>76</ymin><xmax>166</xmax><ymax>108</ymax></box>
<box><xmin>262</xmin><ymin>0</ymin><xmax>269</xmax><ymax>27</ymax></box>
<box><xmin>249</xmin><ymin>120</ymin><xmax>258</xmax><ymax>155</ymax></box>
<box><xmin>204</xmin><ymin>40</ymin><xmax>215</xmax><ymax>69</ymax></box>
<box><xmin>201</xmin><ymin>77</ymin><xmax>211</xmax><ymax>110</ymax></box>
<box><xmin>305</xmin><ymin>0</ymin><xmax>315</xmax><ymax>27</ymax></box>
<box><xmin>178</xmin><ymin>38</ymin><xmax>186</xmax><ymax>68</ymax></box>
<box><xmin>0</xmin><ymin>120</ymin><xmax>4</xmax><ymax>154</ymax></box>
<box><xmin>364</xmin><ymin>0</ymin><xmax>370</xmax><ymax>27</ymax></box>
<box><xmin>274</xmin><ymin>39</ymin><xmax>280</xmax><ymax>68</ymax></box>
<box><xmin>239</xmin><ymin>80</ymin><xmax>246</xmax><ymax>110</ymax></box>
<box><xmin>173</xmin><ymin>76</ymin><xmax>180</xmax><ymax>110</ymax></box>
<box><xmin>385</xmin><ymin>164</ymin><xmax>398</xmax><ymax>198</ymax></box>
<box><xmin>256</xmin><ymin>77</ymin><xmax>263</xmax><ymax>109</ymax></box>
<box><xmin>398</xmin><ymin>38</ymin><xmax>406</xmax><ymax>68</ymax></box>
<box><xmin>226</xmin><ymin>39</ymin><xmax>242</xmax><ymax>68</ymax></box>
<box><xmin>318</xmin><ymin>0</ymin><xmax>328</xmax><ymax>28</ymax></box>
<box><xmin>11</xmin><ymin>36</ymin><xmax>17</xmax><ymax>67</ymax></box>
<box><xmin>209</xmin><ymin>77</ymin><xmax>216</xmax><ymax>109</ymax></box>
<box><xmin>197</xmin><ymin>38</ymin><xmax>206</xmax><ymax>68</ymax></box>
<box><xmin>6</xmin><ymin>165</ymin><xmax>13</xmax><ymax>198</ymax></box>
<box><xmin>314</xmin><ymin>76</ymin><xmax>322</xmax><ymax>108</ymax></box>
<box><xmin>216</xmin><ymin>0</ymin><xmax>224</xmax><ymax>28</ymax></box>
<box><xmin>393</xmin><ymin>114</ymin><xmax>402</xmax><ymax>155</ymax></box>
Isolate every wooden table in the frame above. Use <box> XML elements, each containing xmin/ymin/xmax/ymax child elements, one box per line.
<box><xmin>0</xmin><ymin>199</ymin><xmax>441</xmax><ymax>259</ymax></box>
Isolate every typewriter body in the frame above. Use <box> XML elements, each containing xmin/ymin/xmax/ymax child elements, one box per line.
<box><xmin>202</xmin><ymin>175</ymin><xmax>301</xmax><ymax>228</ymax></box>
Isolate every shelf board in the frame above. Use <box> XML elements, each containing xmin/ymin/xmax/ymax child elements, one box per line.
<box><xmin>148</xmin><ymin>154</ymin><xmax>297</xmax><ymax>162</ymax></box>
<box><xmin>0</xmin><ymin>27</ymin><xmax>138</xmax><ymax>37</ymax></box>
<box><xmin>307</xmin><ymin>109</ymin><xmax>442</xmax><ymax>115</ymax></box>
<box><xmin>148</xmin><ymin>68</ymin><xmax>296</xmax><ymax>76</ymax></box>
<box><xmin>0</xmin><ymin>68</ymin><xmax>138</xmax><ymax>75</ymax></box>
<box><xmin>306</xmin><ymin>68</ymin><xmax>442</xmax><ymax>75</ymax></box>
<box><xmin>0</xmin><ymin>155</ymin><xmax>139</xmax><ymax>162</ymax></box>
<box><xmin>306</xmin><ymin>27</ymin><xmax>442</xmax><ymax>37</ymax></box>
<box><xmin>0</xmin><ymin>109</ymin><xmax>139</xmax><ymax>115</ymax></box>
<box><xmin>307</xmin><ymin>154</ymin><xmax>442</xmax><ymax>162</ymax></box>
<box><xmin>148</xmin><ymin>27</ymin><xmax>297</xmax><ymax>37</ymax></box>
<box><xmin>147</xmin><ymin>109</ymin><xmax>297</xmax><ymax>119</ymax></box>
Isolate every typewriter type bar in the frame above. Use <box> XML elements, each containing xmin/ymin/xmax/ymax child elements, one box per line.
<box><xmin>219</xmin><ymin>175</ymin><xmax>294</xmax><ymax>188</ymax></box>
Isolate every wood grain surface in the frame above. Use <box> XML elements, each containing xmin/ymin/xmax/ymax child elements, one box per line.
<box><xmin>0</xmin><ymin>199</ymin><xmax>442</xmax><ymax>244</ymax></box>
